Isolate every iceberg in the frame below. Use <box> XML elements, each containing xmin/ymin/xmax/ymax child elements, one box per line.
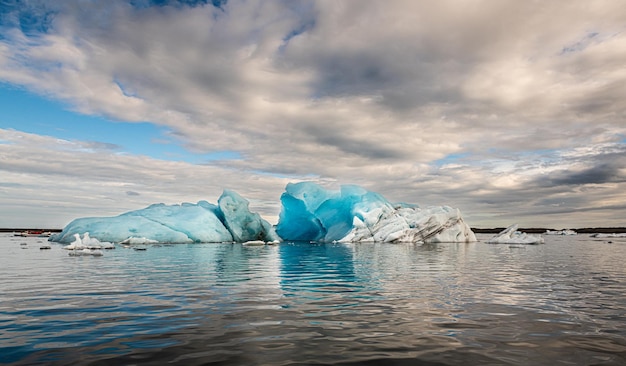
<box><xmin>50</xmin><ymin>190</ymin><xmax>279</xmax><ymax>244</ymax></box>
<box><xmin>50</xmin><ymin>182</ymin><xmax>476</xmax><ymax>245</ymax></box>
<box><xmin>486</xmin><ymin>224</ymin><xmax>544</xmax><ymax>244</ymax></box>
<box><xmin>276</xmin><ymin>182</ymin><xmax>476</xmax><ymax>243</ymax></box>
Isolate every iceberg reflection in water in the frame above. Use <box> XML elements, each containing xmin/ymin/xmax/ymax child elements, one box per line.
<box><xmin>1</xmin><ymin>233</ymin><xmax>626</xmax><ymax>365</ymax></box>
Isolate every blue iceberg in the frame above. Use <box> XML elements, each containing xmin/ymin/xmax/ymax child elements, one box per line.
<box><xmin>276</xmin><ymin>182</ymin><xmax>476</xmax><ymax>243</ymax></box>
<box><xmin>50</xmin><ymin>182</ymin><xmax>476</xmax><ymax>244</ymax></box>
<box><xmin>50</xmin><ymin>190</ymin><xmax>280</xmax><ymax>244</ymax></box>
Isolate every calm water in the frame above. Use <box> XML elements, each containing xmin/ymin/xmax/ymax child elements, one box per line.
<box><xmin>1</xmin><ymin>233</ymin><xmax>625</xmax><ymax>365</ymax></box>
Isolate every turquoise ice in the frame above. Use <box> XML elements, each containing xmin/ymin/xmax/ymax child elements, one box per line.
<box><xmin>50</xmin><ymin>191</ymin><xmax>279</xmax><ymax>244</ymax></box>
<box><xmin>50</xmin><ymin>182</ymin><xmax>476</xmax><ymax>244</ymax></box>
<box><xmin>276</xmin><ymin>182</ymin><xmax>476</xmax><ymax>243</ymax></box>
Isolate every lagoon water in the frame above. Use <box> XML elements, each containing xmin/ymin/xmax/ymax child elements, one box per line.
<box><xmin>1</xmin><ymin>233</ymin><xmax>625</xmax><ymax>365</ymax></box>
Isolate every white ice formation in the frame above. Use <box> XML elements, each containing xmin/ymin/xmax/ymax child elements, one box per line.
<box><xmin>545</xmin><ymin>229</ymin><xmax>577</xmax><ymax>235</ymax></box>
<box><xmin>590</xmin><ymin>233</ymin><xmax>626</xmax><ymax>238</ymax></box>
<box><xmin>276</xmin><ymin>182</ymin><xmax>476</xmax><ymax>243</ymax></box>
<box><xmin>119</xmin><ymin>237</ymin><xmax>159</xmax><ymax>245</ymax></box>
<box><xmin>50</xmin><ymin>182</ymin><xmax>477</xmax><ymax>244</ymax></box>
<box><xmin>63</xmin><ymin>233</ymin><xmax>109</xmax><ymax>256</ymax></box>
<box><xmin>486</xmin><ymin>224</ymin><xmax>544</xmax><ymax>244</ymax></box>
<box><xmin>68</xmin><ymin>248</ymin><xmax>104</xmax><ymax>257</ymax></box>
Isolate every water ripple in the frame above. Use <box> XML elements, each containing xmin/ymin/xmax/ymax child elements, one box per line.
<box><xmin>1</xmin><ymin>235</ymin><xmax>626</xmax><ymax>365</ymax></box>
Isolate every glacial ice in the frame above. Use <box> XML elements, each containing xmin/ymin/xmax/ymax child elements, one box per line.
<box><xmin>590</xmin><ymin>233</ymin><xmax>626</xmax><ymax>238</ymax></box>
<box><xmin>50</xmin><ymin>190</ymin><xmax>279</xmax><ymax>244</ymax></box>
<box><xmin>50</xmin><ymin>182</ymin><xmax>476</xmax><ymax>244</ymax></box>
<box><xmin>486</xmin><ymin>224</ymin><xmax>544</xmax><ymax>244</ymax></box>
<box><xmin>218</xmin><ymin>190</ymin><xmax>279</xmax><ymax>243</ymax></box>
<box><xmin>545</xmin><ymin>229</ymin><xmax>577</xmax><ymax>235</ymax></box>
<box><xmin>276</xmin><ymin>182</ymin><xmax>476</xmax><ymax>243</ymax></box>
<box><xmin>64</xmin><ymin>233</ymin><xmax>115</xmax><ymax>250</ymax></box>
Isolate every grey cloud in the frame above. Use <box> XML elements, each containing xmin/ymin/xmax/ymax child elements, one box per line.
<box><xmin>560</xmin><ymin>32</ymin><xmax>600</xmax><ymax>55</ymax></box>
<box><xmin>309</xmin><ymin>53</ymin><xmax>397</xmax><ymax>97</ymax></box>
<box><xmin>541</xmin><ymin>164</ymin><xmax>626</xmax><ymax>186</ymax></box>
<box><xmin>310</xmin><ymin>131</ymin><xmax>403</xmax><ymax>160</ymax></box>
<box><xmin>83</xmin><ymin>141</ymin><xmax>122</xmax><ymax>151</ymax></box>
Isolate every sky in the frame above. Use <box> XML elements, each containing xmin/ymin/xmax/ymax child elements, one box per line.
<box><xmin>1</xmin><ymin>0</ymin><xmax>625</xmax><ymax>229</ymax></box>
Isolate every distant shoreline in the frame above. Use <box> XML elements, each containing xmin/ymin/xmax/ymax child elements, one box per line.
<box><xmin>0</xmin><ymin>228</ymin><xmax>62</xmax><ymax>233</ymax></box>
<box><xmin>2</xmin><ymin>227</ymin><xmax>626</xmax><ymax>234</ymax></box>
<box><xmin>471</xmin><ymin>227</ymin><xmax>626</xmax><ymax>234</ymax></box>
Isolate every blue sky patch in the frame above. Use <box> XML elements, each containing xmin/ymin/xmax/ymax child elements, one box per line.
<box><xmin>0</xmin><ymin>84</ymin><xmax>237</xmax><ymax>164</ymax></box>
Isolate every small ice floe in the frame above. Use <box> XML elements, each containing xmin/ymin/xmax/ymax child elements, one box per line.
<box><xmin>590</xmin><ymin>233</ymin><xmax>626</xmax><ymax>238</ymax></box>
<box><xmin>64</xmin><ymin>232</ymin><xmax>114</xmax><ymax>251</ymax></box>
<box><xmin>101</xmin><ymin>242</ymin><xmax>116</xmax><ymax>249</ymax></box>
<box><xmin>133</xmin><ymin>246</ymin><xmax>147</xmax><ymax>251</ymax></box>
<box><xmin>90</xmin><ymin>250</ymin><xmax>104</xmax><ymax>256</ymax></box>
<box><xmin>486</xmin><ymin>224</ymin><xmax>544</xmax><ymax>245</ymax></box>
<box><xmin>120</xmin><ymin>237</ymin><xmax>158</xmax><ymax>245</ymax></box>
<box><xmin>64</xmin><ymin>234</ymin><xmax>85</xmax><ymax>250</ymax></box>
<box><xmin>39</xmin><ymin>245</ymin><xmax>51</xmax><ymax>250</ymax></box>
<box><xmin>68</xmin><ymin>248</ymin><xmax>104</xmax><ymax>257</ymax></box>
<box><xmin>545</xmin><ymin>229</ymin><xmax>577</xmax><ymax>235</ymax></box>
<box><xmin>243</xmin><ymin>240</ymin><xmax>266</xmax><ymax>246</ymax></box>
<box><xmin>81</xmin><ymin>232</ymin><xmax>104</xmax><ymax>249</ymax></box>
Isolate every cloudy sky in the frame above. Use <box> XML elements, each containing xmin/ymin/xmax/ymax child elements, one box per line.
<box><xmin>1</xmin><ymin>0</ymin><xmax>625</xmax><ymax>229</ymax></box>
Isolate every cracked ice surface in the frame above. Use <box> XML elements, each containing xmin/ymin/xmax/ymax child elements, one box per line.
<box><xmin>276</xmin><ymin>182</ymin><xmax>476</xmax><ymax>243</ymax></box>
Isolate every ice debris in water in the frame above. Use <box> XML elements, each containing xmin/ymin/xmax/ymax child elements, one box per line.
<box><xmin>590</xmin><ymin>233</ymin><xmax>626</xmax><ymax>238</ymax></box>
<box><xmin>64</xmin><ymin>232</ymin><xmax>115</xmax><ymax>252</ymax></box>
<box><xmin>276</xmin><ymin>182</ymin><xmax>476</xmax><ymax>243</ymax></box>
<box><xmin>486</xmin><ymin>224</ymin><xmax>544</xmax><ymax>245</ymax></box>
<box><xmin>69</xmin><ymin>248</ymin><xmax>104</xmax><ymax>257</ymax></box>
<box><xmin>119</xmin><ymin>237</ymin><xmax>159</xmax><ymax>245</ymax></box>
<box><xmin>50</xmin><ymin>182</ymin><xmax>476</xmax><ymax>244</ymax></box>
<box><xmin>50</xmin><ymin>190</ymin><xmax>280</xmax><ymax>244</ymax></box>
<box><xmin>545</xmin><ymin>229</ymin><xmax>577</xmax><ymax>235</ymax></box>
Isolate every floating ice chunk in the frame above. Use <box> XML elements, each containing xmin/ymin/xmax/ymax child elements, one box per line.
<box><xmin>545</xmin><ymin>229</ymin><xmax>577</xmax><ymax>235</ymax></box>
<box><xmin>68</xmin><ymin>248</ymin><xmax>103</xmax><ymax>256</ymax></box>
<box><xmin>276</xmin><ymin>182</ymin><xmax>476</xmax><ymax>243</ymax></box>
<box><xmin>63</xmin><ymin>233</ymin><xmax>114</xmax><ymax>250</ymax></box>
<box><xmin>487</xmin><ymin>224</ymin><xmax>544</xmax><ymax>244</ymax></box>
<box><xmin>119</xmin><ymin>237</ymin><xmax>159</xmax><ymax>245</ymax></box>
<box><xmin>101</xmin><ymin>242</ymin><xmax>116</xmax><ymax>249</ymax></box>
<box><xmin>243</xmin><ymin>240</ymin><xmax>266</xmax><ymax>246</ymax></box>
<box><xmin>64</xmin><ymin>233</ymin><xmax>86</xmax><ymax>250</ymax></box>
<box><xmin>590</xmin><ymin>233</ymin><xmax>626</xmax><ymax>238</ymax></box>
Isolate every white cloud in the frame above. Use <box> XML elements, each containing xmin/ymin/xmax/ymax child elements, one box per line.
<box><xmin>1</xmin><ymin>0</ymin><xmax>625</xmax><ymax>229</ymax></box>
<box><xmin>0</xmin><ymin>129</ymin><xmax>293</xmax><ymax>227</ymax></box>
